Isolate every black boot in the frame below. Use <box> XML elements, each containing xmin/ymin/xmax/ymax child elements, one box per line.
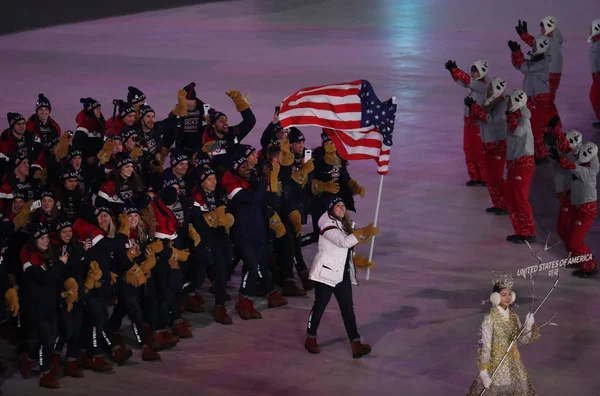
<box><xmin>573</xmin><ymin>268</ymin><xmax>598</xmax><ymax>278</ymax></box>
<box><xmin>465</xmin><ymin>180</ymin><xmax>479</xmax><ymax>187</ymax></box>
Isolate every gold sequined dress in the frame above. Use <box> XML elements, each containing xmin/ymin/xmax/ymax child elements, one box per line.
<box><xmin>467</xmin><ymin>306</ymin><xmax>540</xmax><ymax>396</ymax></box>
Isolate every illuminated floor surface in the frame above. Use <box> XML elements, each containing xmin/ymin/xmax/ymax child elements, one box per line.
<box><xmin>0</xmin><ymin>0</ymin><xmax>599</xmax><ymax>394</ymax></box>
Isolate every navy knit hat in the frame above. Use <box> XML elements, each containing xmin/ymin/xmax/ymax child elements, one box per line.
<box><xmin>327</xmin><ymin>196</ymin><xmax>345</xmax><ymax>213</ymax></box>
<box><xmin>12</xmin><ymin>190</ymin><xmax>26</xmax><ymax>201</ymax></box>
<box><xmin>170</xmin><ymin>150</ymin><xmax>188</xmax><ymax>167</ymax></box>
<box><xmin>194</xmin><ymin>151</ymin><xmax>212</xmax><ymax>168</ymax></box>
<box><xmin>160</xmin><ymin>186</ymin><xmax>178</xmax><ymax>206</ymax></box>
<box><xmin>210</xmin><ymin>111</ymin><xmax>226</xmax><ymax>125</ymax></box>
<box><xmin>36</xmin><ymin>93</ymin><xmax>51</xmax><ymax>112</ymax></box>
<box><xmin>124</xmin><ymin>203</ymin><xmax>139</xmax><ymax>215</ymax></box>
<box><xmin>29</xmin><ymin>222</ymin><xmax>49</xmax><ymax>241</ymax></box>
<box><xmin>288</xmin><ymin>127</ymin><xmax>305</xmax><ymax>144</ymax></box>
<box><xmin>199</xmin><ymin>168</ymin><xmax>216</xmax><ymax>184</ymax></box>
<box><xmin>39</xmin><ymin>189</ymin><xmax>55</xmax><ymax>201</ymax></box>
<box><xmin>231</xmin><ymin>145</ymin><xmax>256</xmax><ymax>170</ymax></box>
<box><xmin>93</xmin><ymin>205</ymin><xmax>111</xmax><ymax>217</ymax></box>
<box><xmin>80</xmin><ymin>97</ymin><xmax>101</xmax><ymax>112</ymax></box>
<box><xmin>121</xmin><ymin>126</ymin><xmax>139</xmax><ymax>143</ymax></box>
<box><xmin>112</xmin><ymin>152</ymin><xmax>134</xmax><ymax>169</ymax></box>
<box><xmin>60</xmin><ymin>167</ymin><xmax>79</xmax><ymax>180</ymax></box>
<box><xmin>46</xmin><ymin>135</ymin><xmax>60</xmax><ymax>150</ymax></box>
<box><xmin>321</xmin><ymin>131</ymin><xmax>331</xmax><ymax>145</ymax></box>
<box><xmin>11</xmin><ymin>152</ymin><xmax>28</xmax><ymax>170</ymax></box>
<box><xmin>183</xmin><ymin>82</ymin><xmax>197</xmax><ymax>100</ymax></box>
<box><xmin>7</xmin><ymin>112</ymin><xmax>25</xmax><ymax>129</ymax></box>
<box><xmin>139</xmin><ymin>104</ymin><xmax>155</xmax><ymax>118</ymax></box>
<box><xmin>55</xmin><ymin>217</ymin><xmax>73</xmax><ymax>233</ymax></box>
<box><xmin>127</xmin><ymin>86</ymin><xmax>146</xmax><ymax>105</ymax></box>
<box><xmin>66</xmin><ymin>148</ymin><xmax>83</xmax><ymax>161</ymax></box>
<box><xmin>118</xmin><ymin>100</ymin><xmax>135</xmax><ymax>119</ymax></box>
<box><xmin>163</xmin><ymin>174</ymin><xmax>180</xmax><ymax>189</ymax></box>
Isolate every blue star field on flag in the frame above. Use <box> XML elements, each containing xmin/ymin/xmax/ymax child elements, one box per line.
<box><xmin>359</xmin><ymin>80</ymin><xmax>397</xmax><ymax>147</ymax></box>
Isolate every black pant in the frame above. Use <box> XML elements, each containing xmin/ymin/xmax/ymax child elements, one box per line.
<box><xmin>27</xmin><ymin>316</ymin><xmax>57</xmax><ymax>373</ymax></box>
<box><xmin>235</xmin><ymin>240</ymin><xmax>273</xmax><ymax>297</ymax></box>
<box><xmin>80</xmin><ymin>295</ymin><xmax>116</xmax><ymax>356</ymax></box>
<box><xmin>306</xmin><ymin>266</ymin><xmax>360</xmax><ymax>342</ymax></box>
<box><xmin>140</xmin><ymin>277</ymin><xmax>160</xmax><ymax>332</ymax></box>
<box><xmin>190</xmin><ymin>242</ymin><xmax>230</xmax><ymax>306</ymax></box>
<box><xmin>275</xmin><ymin>219</ymin><xmax>296</xmax><ymax>281</ymax></box>
<box><xmin>54</xmin><ymin>302</ymin><xmax>83</xmax><ymax>360</ymax></box>
<box><xmin>109</xmin><ymin>282</ymin><xmax>147</xmax><ymax>347</ymax></box>
<box><xmin>152</xmin><ymin>259</ymin><xmax>181</xmax><ymax>329</ymax></box>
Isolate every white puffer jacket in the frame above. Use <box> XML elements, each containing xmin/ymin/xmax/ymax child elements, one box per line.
<box><xmin>308</xmin><ymin>212</ymin><xmax>359</xmax><ymax>287</ymax></box>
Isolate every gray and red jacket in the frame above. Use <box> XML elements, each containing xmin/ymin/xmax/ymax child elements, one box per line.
<box><xmin>506</xmin><ymin>108</ymin><xmax>534</xmax><ymax>161</ymax></box>
<box><xmin>591</xmin><ymin>35</ymin><xmax>600</xmax><ymax>79</ymax></box>
<box><xmin>469</xmin><ymin>99</ymin><xmax>508</xmax><ymax>144</ymax></box>
<box><xmin>450</xmin><ymin>68</ymin><xmax>487</xmax><ymax>119</ymax></box>
<box><xmin>557</xmin><ymin>156</ymin><xmax>599</xmax><ymax>205</ymax></box>
<box><xmin>511</xmin><ymin>50</ymin><xmax>550</xmax><ymax>98</ymax></box>
<box><xmin>548</xmin><ymin>125</ymin><xmax>578</xmax><ymax>194</ymax></box>
<box><xmin>520</xmin><ymin>30</ymin><xmax>563</xmax><ymax>74</ymax></box>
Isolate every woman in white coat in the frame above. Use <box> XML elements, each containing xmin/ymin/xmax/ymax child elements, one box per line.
<box><xmin>304</xmin><ymin>196</ymin><xmax>378</xmax><ymax>358</ymax></box>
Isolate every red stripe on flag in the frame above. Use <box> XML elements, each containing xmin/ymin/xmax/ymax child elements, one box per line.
<box><xmin>283</xmin><ymin>102</ymin><xmax>362</xmax><ymax>113</ymax></box>
<box><xmin>282</xmin><ymin>117</ymin><xmax>362</xmax><ymax>130</ymax></box>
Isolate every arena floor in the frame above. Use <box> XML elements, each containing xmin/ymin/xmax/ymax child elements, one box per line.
<box><xmin>1</xmin><ymin>0</ymin><xmax>599</xmax><ymax>394</ymax></box>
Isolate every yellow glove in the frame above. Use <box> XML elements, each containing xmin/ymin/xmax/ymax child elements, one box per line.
<box><xmin>125</xmin><ymin>264</ymin><xmax>147</xmax><ymax>287</ymax></box>
<box><xmin>269</xmin><ymin>163</ymin><xmax>281</xmax><ymax>194</ymax></box>
<box><xmin>34</xmin><ymin>168</ymin><xmax>48</xmax><ymax>185</ymax></box>
<box><xmin>159</xmin><ymin>147</ymin><xmax>170</xmax><ymax>166</ymax></box>
<box><xmin>279</xmin><ymin>139</ymin><xmax>294</xmax><ymax>166</ymax></box>
<box><xmin>169</xmin><ymin>243</ymin><xmax>190</xmax><ymax>263</ymax></box>
<box><xmin>84</xmin><ymin>261</ymin><xmax>103</xmax><ymax>290</ymax></box>
<box><xmin>97</xmin><ymin>138</ymin><xmax>114</xmax><ymax>164</ymax></box>
<box><xmin>291</xmin><ymin>158</ymin><xmax>314</xmax><ymax>186</ymax></box>
<box><xmin>130</xmin><ymin>146</ymin><xmax>144</xmax><ymax>161</ymax></box>
<box><xmin>61</xmin><ymin>278</ymin><xmax>79</xmax><ymax>312</ymax></box>
<box><xmin>311</xmin><ymin>179</ymin><xmax>340</xmax><ymax>195</ymax></box>
<box><xmin>126</xmin><ymin>245</ymin><xmax>141</xmax><ymax>262</ymax></box>
<box><xmin>4</xmin><ymin>287</ymin><xmax>19</xmax><ymax>317</ymax></box>
<box><xmin>13</xmin><ymin>200</ymin><xmax>34</xmax><ymax>230</ymax></box>
<box><xmin>353</xmin><ymin>253</ymin><xmax>374</xmax><ymax>270</ymax></box>
<box><xmin>348</xmin><ymin>179</ymin><xmax>365</xmax><ymax>199</ymax></box>
<box><xmin>353</xmin><ymin>223</ymin><xmax>379</xmax><ymax>244</ymax></box>
<box><xmin>203</xmin><ymin>210</ymin><xmax>219</xmax><ymax>228</ymax></box>
<box><xmin>168</xmin><ymin>256</ymin><xmax>180</xmax><ymax>270</ymax></box>
<box><xmin>188</xmin><ymin>224</ymin><xmax>201</xmax><ymax>247</ymax></box>
<box><xmin>269</xmin><ymin>213</ymin><xmax>286</xmax><ymax>238</ymax></box>
<box><xmin>171</xmin><ymin>89</ymin><xmax>188</xmax><ymax>117</ymax></box>
<box><xmin>110</xmin><ymin>272</ymin><xmax>118</xmax><ymax>285</ymax></box>
<box><xmin>323</xmin><ymin>141</ymin><xmax>341</xmax><ymax>166</ymax></box>
<box><xmin>148</xmin><ymin>239</ymin><xmax>164</xmax><ymax>254</ymax></box>
<box><xmin>216</xmin><ymin>213</ymin><xmax>234</xmax><ymax>229</ymax></box>
<box><xmin>139</xmin><ymin>253</ymin><xmax>156</xmax><ymax>276</ymax></box>
<box><xmin>288</xmin><ymin>210</ymin><xmax>302</xmax><ymax>237</ymax></box>
<box><xmin>226</xmin><ymin>90</ymin><xmax>250</xmax><ymax>112</ymax></box>
<box><xmin>118</xmin><ymin>212</ymin><xmax>130</xmax><ymax>237</ymax></box>
<box><xmin>54</xmin><ymin>132</ymin><xmax>73</xmax><ymax>160</ymax></box>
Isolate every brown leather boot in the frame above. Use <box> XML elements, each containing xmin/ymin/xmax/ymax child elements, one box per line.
<box><xmin>115</xmin><ymin>332</ymin><xmax>127</xmax><ymax>349</ymax></box>
<box><xmin>90</xmin><ymin>356</ymin><xmax>113</xmax><ymax>372</ymax></box>
<box><xmin>39</xmin><ymin>369</ymin><xmax>60</xmax><ymax>389</ymax></box>
<box><xmin>282</xmin><ymin>280</ymin><xmax>307</xmax><ymax>297</ymax></box>
<box><xmin>304</xmin><ymin>338</ymin><xmax>320</xmax><ymax>354</ymax></box>
<box><xmin>65</xmin><ymin>360</ymin><xmax>84</xmax><ymax>378</ymax></box>
<box><xmin>267</xmin><ymin>291</ymin><xmax>288</xmax><ymax>308</ymax></box>
<box><xmin>164</xmin><ymin>330</ymin><xmax>180</xmax><ymax>344</ymax></box>
<box><xmin>77</xmin><ymin>351</ymin><xmax>94</xmax><ymax>370</ymax></box>
<box><xmin>51</xmin><ymin>353</ymin><xmax>62</xmax><ymax>376</ymax></box>
<box><xmin>19</xmin><ymin>352</ymin><xmax>33</xmax><ymax>379</ymax></box>
<box><xmin>351</xmin><ymin>341</ymin><xmax>371</xmax><ymax>359</ymax></box>
<box><xmin>193</xmin><ymin>292</ymin><xmax>205</xmax><ymax>305</ymax></box>
<box><xmin>112</xmin><ymin>346</ymin><xmax>133</xmax><ymax>366</ymax></box>
<box><xmin>182</xmin><ymin>295</ymin><xmax>205</xmax><ymax>313</ymax></box>
<box><xmin>152</xmin><ymin>332</ymin><xmax>176</xmax><ymax>351</ymax></box>
<box><xmin>215</xmin><ymin>305</ymin><xmax>233</xmax><ymax>325</ymax></box>
<box><xmin>142</xmin><ymin>345</ymin><xmax>161</xmax><ymax>361</ymax></box>
<box><xmin>235</xmin><ymin>296</ymin><xmax>262</xmax><ymax>320</ymax></box>
<box><xmin>172</xmin><ymin>322</ymin><xmax>193</xmax><ymax>338</ymax></box>
<box><xmin>299</xmin><ymin>270</ymin><xmax>315</xmax><ymax>291</ymax></box>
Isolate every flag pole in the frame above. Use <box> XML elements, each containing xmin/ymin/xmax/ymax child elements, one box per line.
<box><xmin>365</xmin><ymin>173</ymin><xmax>384</xmax><ymax>281</ymax></box>
<box><xmin>365</xmin><ymin>95</ymin><xmax>395</xmax><ymax>281</ymax></box>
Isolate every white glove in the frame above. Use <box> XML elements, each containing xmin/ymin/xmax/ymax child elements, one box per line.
<box><xmin>524</xmin><ymin>312</ymin><xmax>535</xmax><ymax>328</ymax></box>
<box><xmin>479</xmin><ymin>370</ymin><xmax>492</xmax><ymax>389</ymax></box>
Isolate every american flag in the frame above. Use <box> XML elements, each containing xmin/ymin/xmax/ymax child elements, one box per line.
<box><xmin>279</xmin><ymin>80</ymin><xmax>396</xmax><ymax>175</ymax></box>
